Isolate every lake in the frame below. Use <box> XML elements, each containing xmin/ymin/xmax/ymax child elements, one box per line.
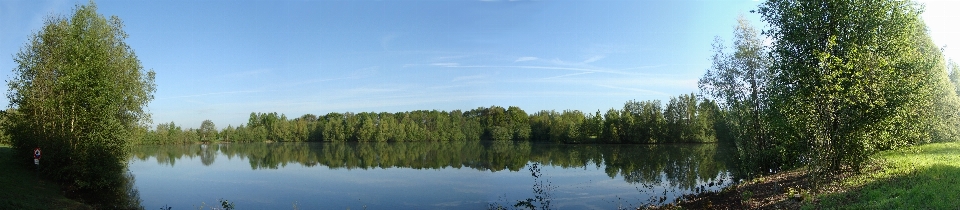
<box><xmin>127</xmin><ymin>141</ymin><xmax>737</xmax><ymax>209</ymax></box>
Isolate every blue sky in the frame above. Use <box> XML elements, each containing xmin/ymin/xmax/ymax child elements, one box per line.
<box><xmin>2</xmin><ymin>0</ymin><xmax>958</xmax><ymax>129</ymax></box>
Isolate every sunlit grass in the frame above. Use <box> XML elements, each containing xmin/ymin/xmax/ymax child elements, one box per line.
<box><xmin>0</xmin><ymin>144</ymin><xmax>91</xmax><ymax>209</ymax></box>
<box><xmin>811</xmin><ymin>142</ymin><xmax>960</xmax><ymax>209</ymax></box>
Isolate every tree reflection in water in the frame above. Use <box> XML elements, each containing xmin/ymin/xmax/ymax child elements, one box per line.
<box><xmin>133</xmin><ymin>141</ymin><xmax>737</xmax><ymax>188</ymax></box>
<box><xmin>77</xmin><ymin>170</ymin><xmax>143</xmax><ymax>209</ymax></box>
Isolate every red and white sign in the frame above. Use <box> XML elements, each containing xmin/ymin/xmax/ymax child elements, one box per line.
<box><xmin>33</xmin><ymin>148</ymin><xmax>41</xmax><ymax>165</ymax></box>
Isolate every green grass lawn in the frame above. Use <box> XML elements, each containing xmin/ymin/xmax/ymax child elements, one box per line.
<box><xmin>811</xmin><ymin>142</ymin><xmax>960</xmax><ymax>209</ymax></box>
<box><xmin>0</xmin><ymin>144</ymin><xmax>90</xmax><ymax>209</ymax></box>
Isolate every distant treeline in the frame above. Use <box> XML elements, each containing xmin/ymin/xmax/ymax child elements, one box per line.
<box><xmin>135</xmin><ymin>93</ymin><xmax>722</xmax><ymax>145</ymax></box>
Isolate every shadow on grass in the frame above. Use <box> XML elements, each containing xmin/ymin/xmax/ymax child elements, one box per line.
<box><xmin>815</xmin><ymin>163</ymin><xmax>960</xmax><ymax>209</ymax></box>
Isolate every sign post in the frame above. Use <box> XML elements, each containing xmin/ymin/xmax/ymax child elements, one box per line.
<box><xmin>33</xmin><ymin>148</ymin><xmax>41</xmax><ymax>175</ymax></box>
<box><xmin>33</xmin><ymin>148</ymin><xmax>40</xmax><ymax>167</ymax></box>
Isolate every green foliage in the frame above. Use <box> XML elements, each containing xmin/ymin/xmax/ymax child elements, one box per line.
<box><xmin>621</xmin><ymin>100</ymin><xmax>668</xmax><ymax>143</ymax></box>
<box><xmin>664</xmin><ymin>94</ymin><xmax>717</xmax><ymax>143</ymax></box>
<box><xmin>0</xmin><ymin>110</ymin><xmax>12</xmax><ymax>145</ymax></box>
<box><xmin>700</xmin><ymin>16</ymin><xmax>779</xmax><ymax>176</ymax></box>
<box><xmin>531</xmin><ymin>109</ymin><xmax>585</xmax><ymax>143</ymax></box>
<box><xmin>198</xmin><ymin>120</ymin><xmax>217</xmax><ymax>143</ymax></box>
<box><xmin>740</xmin><ymin>190</ymin><xmax>752</xmax><ymax>204</ymax></box>
<box><xmin>949</xmin><ymin>60</ymin><xmax>960</xmax><ymax>97</ymax></box>
<box><xmin>218</xmin><ymin>198</ymin><xmax>235</xmax><ymax>210</ymax></box>
<box><xmin>757</xmin><ymin>0</ymin><xmax>960</xmax><ymax>179</ymax></box>
<box><xmin>140</xmin><ymin>122</ymin><xmax>198</xmax><ymax>145</ymax></box>
<box><xmin>141</xmin><ymin>94</ymin><xmax>722</xmax><ymax>144</ymax></box>
<box><xmin>4</xmin><ymin>0</ymin><xmax>155</xmax><ymax>200</ymax></box>
<box><xmin>601</xmin><ymin>108</ymin><xmax>622</xmax><ymax>143</ymax></box>
<box><xmin>490</xmin><ymin>126</ymin><xmax>514</xmax><ymax>141</ymax></box>
<box><xmin>701</xmin><ymin>0</ymin><xmax>960</xmax><ymax>181</ymax></box>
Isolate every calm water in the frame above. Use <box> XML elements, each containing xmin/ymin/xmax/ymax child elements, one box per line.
<box><xmin>127</xmin><ymin>141</ymin><xmax>737</xmax><ymax>209</ymax></box>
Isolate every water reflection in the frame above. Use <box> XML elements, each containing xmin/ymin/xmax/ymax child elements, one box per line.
<box><xmin>78</xmin><ymin>170</ymin><xmax>143</xmax><ymax>209</ymax></box>
<box><xmin>130</xmin><ymin>141</ymin><xmax>736</xmax><ymax>190</ymax></box>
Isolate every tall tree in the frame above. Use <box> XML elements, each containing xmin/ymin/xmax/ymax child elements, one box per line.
<box><xmin>507</xmin><ymin>106</ymin><xmax>531</xmax><ymax>141</ymax></box>
<box><xmin>4</xmin><ymin>1</ymin><xmax>156</xmax><ymax>200</ymax></box>
<box><xmin>758</xmin><ymin>0</ymin><xmax>950</xmax><ymax>176</ymax></box>
<box><xmin>602</xmin><ymin>108</ymin><xmax>622</xmax><ymax>143</ymax></box>
<box><xmin>637</xmin><ymin>100</ymin><xmax>665</xmax><ymax>143</ymax></box>
<box><xmin>699</xmin><ymin>16</ymin><xmax>774</xmax><ymax>174</ymax></box>
<box><xmin>199</xmin><ymin>120</ymin><xmax>217</xmax><ymax>142</ymax></box>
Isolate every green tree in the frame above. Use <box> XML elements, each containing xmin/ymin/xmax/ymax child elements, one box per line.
<box><xmin>642</xmin><ymin>101</ymin><xmax>666</xmax><ymax>143</ymax></box>
<box><xmin>323</xmin><ymin>113</ymin><xmax>347</xmax><ymax>142</ymax></box>
<box><xmin>357</xmin><ymin>112</ymin><xmax>377</xmax><ymax>141</ymax></box>
<box><xmin>507</xmin><ymin>106</ymin><xmax>531</xmax><ymax>141</ymax></box>
<box><xmin>916</xmin><ymin>39</ymin><xmax>960</xmax><ymax>144</ymax></box>
<box><xmin>601</xmin><ymin>108</ymin><xmax>622</xmax><ymax>143</ymax></box>
<box><xmin>699</xmin><ymin>16</ymin><xmax>775</xmax><ymax>174</ymax></box>
<box><xmin>694</xmin><ymin>99</ymin><xmax>718</xmax><ymax>143</ymax></box>
<box><xmin>624</xmin><ymin>100</ymin><xmax>665</xmax><ymax>143</ymax></box>
<box><xmin>199</xmin><ymin>119</ymin><xmax>217</xmax><ymax>143</ymax></box>
<box><xmin>550</xmin><ymin>110</ymin><xmax>585</xmax><ymax>143</ymax></box>
<box><xmin>460</xmin><ymin>110</ymin><xmax>484</xmax><ymax>141</ymax></box>
<box><xmin>757</xmin><ymin>0</ymin><xmax>955</xmax><ymax>177</ymax></box>
<box><xmin>578</xmin><ymin>110</ymin><xmax>603</xmax><ymax>143</ymax></box>
<box><xmin>220</xmin><ymin>125</ymin><xmax>236</xmax><ymax>142</ymax></box>
<box><xmin>0</xmin><ymin>109</ymin><xmax>13</xmax><ymax>145</ymax></box>
<box><xmin>274</xmin><ymin>114</ymin><xmax>290</xmax><ymax>141</ymax></box>
<box><xmin>4</xmin><ymin>1</ymin><xmax>156</xmax><ymax>199</ymax></box>
<box><xmin>376</xmin><ymin>112</ymin><xmax>397</xmax><ymax>142</ymax></box>
<box><xmin>663</xmin><ymin>96</ymin><xmax>687</xmax><ymax>143</ymax></box>
<box><xmin>948</xmin><ymin>60</ymin><xmax>960</xmax><ymax>96</ymax></box>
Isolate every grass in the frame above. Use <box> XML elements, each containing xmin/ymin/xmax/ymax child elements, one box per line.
<box><xmin>0</xmin><ymin>144</ymin><xmax>90</xmax><ymax>209</ymax></box>
<box><xmin>810</xmin><ymin>142</ymin><xmax>960</xmax><ymax>209</ymax></box>
<box><xmin>668</xmin><ymin>142</ymin><xmax>960</xmax><ymax>209</ymax></box>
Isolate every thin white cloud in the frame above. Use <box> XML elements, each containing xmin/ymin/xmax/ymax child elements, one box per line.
<box><xmin>582</xmin><ymin>55</ymin><xmax>605</xmax><ymax>64</ymax></box>
<box><xmin>548</xmin><ymin>55</ymin><xmax>605</xmax><ymax>66</ymax></box>
<box><xmin>541</xmin><ymin>72</ymin><xmax>594</xmax><ymax>80</ymax></box>
<box><xmin>433</xmin><ymin>55</ymin><xmax>472</xmax><ymax>61</ymax></box>
<box><xmin>452</xmin><ymin>74</ymin><xmax>488</xmax><ymax>82</ymax></box>
<box><xmin>440</xmin><ymin>64</ymin><xmax>637</xmax><ymax>75</ymax></box>
<box><xmin>431</xmin><ymin>62</ymin><xmax>459</xmax><ymax>67</ymax></box>
<box><xmin>514</xmin><ymin>57</ymin><xmax>538</xmax><ymax>62</ymax></box>
<box><xmin>549</xmin><ymin>58</ymin><xmax>573</xmax><ymax>66</ymax></box>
